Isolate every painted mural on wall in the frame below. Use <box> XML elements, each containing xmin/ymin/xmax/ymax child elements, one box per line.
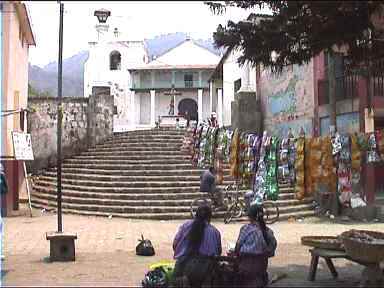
<box><xmin>260</xmin><ymin>61</ymin><xmax>314</xmax><ymax>137</ymax></box>
<box><xmin>266</xmin><ymin>118</ymin><xmax>313</xmax><ymax>137</ymax></box>
<box><xmin>320</xmin><ymin>112</ymin><xmax>360</xmax><ymax>136</ymax></box>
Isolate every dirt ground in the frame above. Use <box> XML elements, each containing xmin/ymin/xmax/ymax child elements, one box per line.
<box><xmin>1</xmin><ymin>205</ymin><xmax>383</xmax><ymax>287</ymax></box>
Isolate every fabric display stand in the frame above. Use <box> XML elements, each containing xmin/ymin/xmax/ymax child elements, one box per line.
<box><xmin>186</xmin><ymin>124</ymin><xmax>384</xmax><ymax>207</ymax></box>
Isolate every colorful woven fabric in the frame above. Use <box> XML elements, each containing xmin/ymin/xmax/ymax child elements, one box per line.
<box><xmin>294</xmin><ymin>136</ymin><xmax>305</xmax><ymax>200</ymax></box>
<box><xmin>265</xmin><ymin>136</ymin><xmax>279</xmax><ymax>201</ymax></box>
<box><xmin>229</xmin><ymin>129</ymin><xmax>240</xmax><ymax>180</ymax></box>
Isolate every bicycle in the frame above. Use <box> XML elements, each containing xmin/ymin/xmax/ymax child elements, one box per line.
<box><xmin>223</xmin><ymin>182</ymin><xmax>280</xmax><ymax>225</ymax></box>
<box><xmin>190</xmin><ymin>186</ymin><xmax>233</xmax><ymax>219</ymax></box>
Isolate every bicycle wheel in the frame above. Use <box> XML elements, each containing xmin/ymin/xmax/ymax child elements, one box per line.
<box><xmin>263</xmin><ymin>201</ymin><xmax>279</xmax><ymax>224</ymax></box>
<box><xmin>224</xmin><ymin>202</ymin><xmax>242</xmax><ymax>224</ymax></box>
<box><xmin>190</xmin><ymin>198</ymin><xmax>211</xmax><ymax>218</ymax></box>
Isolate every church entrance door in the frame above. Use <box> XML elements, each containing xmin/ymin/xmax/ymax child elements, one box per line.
<box><xmin>178</xmin><ymin>98</ymin><xmax>198</xmax><ymax>121</ymax></box>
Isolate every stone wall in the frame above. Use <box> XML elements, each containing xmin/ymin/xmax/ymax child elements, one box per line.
<box><xmin>27</xmin><ymin>93</ymin><xmax>113</xmax><ymax>173</ymax></box>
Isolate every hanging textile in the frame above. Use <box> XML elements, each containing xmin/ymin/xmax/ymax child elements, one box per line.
<box><xmin>304</xmin><ymin>137</ymin><xmax>312</xmax><ymax>198</ymax></box>
<box><xmin>191</xmin><ymin>125</ymin><xmax>203</xmax><ymax>167</ymax></box>
<box><xmin>320</xmin><ymin>136</ymin><xmax>337</xmax><ymax>194</ymax></box>
<box><xmin>251</xmin><ymin>135</ymin><xmax>262</xmax><ymax>189</ymax></box>
<box><xmin>350</xmin><ymin>133</ymin><xmax>362</xmax><ymax>193</ymax></box>
<box><xmin>215</xmin><ymin>146</ymin><xmax>224</xmax><ymax>184</ymax></box>
<box><xmin>376</xmin><ymin>129</ymin><xmax>384</xmax><ymax>160</ymax></box>
<box><xmin>253</xmin><ymin>132</ymin><xmax>269</xmax><ymax>201</ymax></box>
<box><xmin>229</xmin><ymin>129</ymin><xmax>240</xmax><ymax>180</ymax></box>
<box><xmin>337</xmin><ymin>134</ymin><xmax>353</xmax><ymax>206</ymax></box>
<box><xmin>197</xmin><ymin>125</ymin><xmax>210</xmax><ymax>168</ymax></box>
<box><xmin>278</xmin><ymin>138</ymin><xmax>290</xmax><ymax>183</ymax></box>
<box><xmin>265</xmin><ymin>136</ymin><xmax>279</xmax><ymax>201</ymax></box>
<box><xmin>309</xmin><ymin>137</ymin><xmax>322</xmax><ymax>195</ymax></box>
<box><xmin>294</xmin><ymin>136</ymin><xmax>305</xmax><ymax>200</ymax></box>
<box><xmin>367</xmin><ymin>132</ymin><xmax>381</xmax><ymax>163</ymax></box>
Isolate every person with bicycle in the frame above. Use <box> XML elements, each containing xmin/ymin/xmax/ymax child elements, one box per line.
<box><xmin>232</xmin><ymin>202</ymin><xmax>277</xmax><ymax>287</ymax></box>
<box><xmin>200</xmin><ymin>166</ymin><xmax>223</xmax><ymax>208</ymax></box>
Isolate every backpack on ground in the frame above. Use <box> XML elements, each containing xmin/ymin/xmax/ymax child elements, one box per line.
<box><xmin>136</xmin><ymin>234</ymin><xmax>155</xmax><ymax>256</ymax></box>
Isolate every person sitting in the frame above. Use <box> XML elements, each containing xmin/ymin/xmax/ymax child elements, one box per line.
<box><xmin>200</xmin><ymin>166</ymin><xmax>223</xmax><ymax>207</ymax></box>
<box><xmin>172</xmin><ymin>204</ymin><xmax>222</xmax><ymax>287</ymax></box>
<box><xmin>233</xmin><ymin>202</ymin><xmax>277</xmax><ymax>288</ymax></box>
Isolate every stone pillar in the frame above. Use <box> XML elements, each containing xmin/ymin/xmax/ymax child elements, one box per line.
<box><xmin>209</xmin><ymin>81</ymin><xmax>213</xmax><ymax>114</ymax></box>
<box><xmin>150</xmin><ymin>90</ymin><xmax>156</xmax><ymax>127</ymax></box>
<box><xmin>217</xmin><ymin>88</ymin><xmax>223</xmax><ymax>127</ymax></box>
<box><xmin>130</xmin><ymin>91</ymin><xmax>136</xmax><ymax>128</ymax></box>
<box><xmin>198</xmin><ymin>89</ymin><xmax>203</xmax><ymax>123</ymax></box>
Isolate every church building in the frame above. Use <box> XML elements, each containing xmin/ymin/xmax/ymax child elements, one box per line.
<box><xmin>84</xmin><ymin>9</ymin><xmax>220</xmax><ymax>131</ymax></box>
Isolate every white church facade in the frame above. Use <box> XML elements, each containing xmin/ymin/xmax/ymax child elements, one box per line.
<box><xmin>83</xmin><ymin>10</ymin><xmax>221</xmax><ymax>131</ymax></box>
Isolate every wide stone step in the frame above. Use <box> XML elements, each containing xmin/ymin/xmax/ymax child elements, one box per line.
<box><xmin>42</xmin><ymin>172</ymin><xmax>233</xmax><ymax>182</ymax></box>
<box><xmin>95</xmin><ymin>143</ymin><xmax>182</xmax><ymax>149</ymax></box>
<box><xmin>34</xmin><ymin>181</ymin><xmax>207</xmax><ymax>193</ymax></box>
<box><xmin>32</xmin><ymin>185</ymin><xmax>207</xmax><ymax>200</ymax></box>
<box><xmin>36</xmin><ymin>176</ymin><xmax>234</xmax><ymax>188</ymax></box>
<box><xmin>72</xmin><ymin>154</ymin><xmax>189</xmax><ymax>160</ymax></box>
<box><xmin>88</xmin><ymin>146</ymin><xmax>182</xmax><ymax>152</ymax></box>
<box><xmin>31</xmin><ymin>195</ymin><xmax>313</xmax><ymax>214</ymax></box>
<box><xmin>31</xmin><ymin>201</ymin><xmax>314</xmax><ymax>221</ymax></box>
<box><xmin>64</xmin><ymin>159</ymin><xmax>191</xmax><ymax>165</ymax></box>
<box><xmin>81</xmin><ymin>147</ymin><xmax>185</xmax><ymax>158</ymax></box>
<box><xmin>61</xmin><ymin>163</ymin><xmax>197</xmax><ymax>170</ymax></box>
<box><xmin>49</xmin><ymin>168</ymin><xmax>231</xmax><ymax>176</ymax></box>
<box><xmin>32</xmin><ymin>188</ymin><xmax>313</xmax><ymax>208</ymax></box>
<box><xmin>31</xmin><ymin>198</ymin><xmax>192</xmax><ymax>213</ymax></box>
<box><xmin>103</xmin><ymin>139</ymin><xmax>183</xmax><ymax>145</ymax></box>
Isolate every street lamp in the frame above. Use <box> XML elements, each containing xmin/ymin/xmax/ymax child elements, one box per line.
<box><xmin>94</xmin><ymin>8</ymin><xmax>110</xmax><ymax>23</ymax></box>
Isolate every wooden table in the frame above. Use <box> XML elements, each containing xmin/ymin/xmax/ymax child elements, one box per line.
<box><xmin>308</xmin><ymin>248</ymin><xmax>348</xmax><ymax>281</ymax></box>
<box><xmin>307</xmin><ymin>248</ymin><xmax>384</xmax><ymax>286</ymax></box>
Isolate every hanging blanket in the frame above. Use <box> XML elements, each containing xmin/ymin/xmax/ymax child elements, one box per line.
<box><xmin>264</xmin><ymin>136</ymin><xmax>279</xmax><ymax>201</ymax></box>
<box><xmin>294</xmin><ymin>136</ymin><xmax>305</xmax><ymax>200</ymax></box>
<box><xmin>230</xmin><ymin>129</ymin><xmax>240</xmax><ymax>180</ymax></box>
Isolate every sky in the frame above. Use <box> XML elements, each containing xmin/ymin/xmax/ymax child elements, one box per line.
<box><xmin>26</xmin><ymin>1</ymin><xmax>267</xmax><ymax>68</ymax></box>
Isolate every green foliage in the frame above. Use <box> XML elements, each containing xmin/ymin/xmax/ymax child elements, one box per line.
<box><xmin>206</xmin><ymin>1</ymin><xmax>384</xmax><ymax>72</ymax></box>
<box><xmin>28</xmin><ymin>83</ymin><xmax>53</xmax><ymax>98</ymax></box>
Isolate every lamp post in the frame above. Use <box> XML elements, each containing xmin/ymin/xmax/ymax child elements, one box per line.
<box><xmin>57</xmin><ymin>1</ymin><xmax>64</xmax><ymax>233</ymax></box>
<box><xmin>46</xmin><ymin>2</ymin><xmax>77</xmax><ymax>262</ymax></box>
<box><xmin>94</xmin><ymin>8</ymin><xmax>111</xmax><ymax>41</ymax></box>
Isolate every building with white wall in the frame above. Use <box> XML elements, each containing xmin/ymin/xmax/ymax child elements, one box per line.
<box><xmin>84</xmin><ymin>9</ymin><xmax>220</xmax><ymax>131</ymax></box>
<box><xmin>128</xmin><ymin>38</ymin><xmax>220</xmax><ymax>128</ymax></box>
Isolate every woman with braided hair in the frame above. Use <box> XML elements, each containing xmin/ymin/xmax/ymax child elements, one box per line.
<box><xmin>172</xmin><ymin>204</ymin><xmax>222</xmax><ymax>287</ymax></box>
<box><xmin>234</xmin><ymin>203</ymin><xmax>277</xmax><ymax>287</ymax></box>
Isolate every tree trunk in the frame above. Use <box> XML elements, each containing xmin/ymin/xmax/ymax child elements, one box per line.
<box><xmin>327</xmin><ymin>51</ymin><xmax>337</xmax><ymax>129</ymax></box>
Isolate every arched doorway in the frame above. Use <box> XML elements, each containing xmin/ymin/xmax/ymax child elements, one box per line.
<box><xmin>178</xmin><ymin>98</ymin><xmax>198</xmax><ymax>121</ymax></box>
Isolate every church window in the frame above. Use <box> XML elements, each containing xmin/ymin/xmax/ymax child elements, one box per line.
<box><xmin>110</xmin><ymin>51</ymin><xmax>121</xmax><ymax>70</ymax></box>
<box><xmin>184</xmin><ymin>73</ymin><xmax>193</xmax><ymax>88</ymax></box>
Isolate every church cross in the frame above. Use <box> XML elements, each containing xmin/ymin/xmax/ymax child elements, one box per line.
<box><xmin>164</xmin><ymin>85</ymin><xmax>182</xmax><ymax>115</ymax></box>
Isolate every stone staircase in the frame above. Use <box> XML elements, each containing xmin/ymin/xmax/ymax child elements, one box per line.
<box><xmin>30</xmin><ymin>128</ymin><xmax>315</xmax><ymax>221</ymax></box>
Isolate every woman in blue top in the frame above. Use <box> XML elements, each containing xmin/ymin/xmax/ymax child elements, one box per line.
<box><xmin>172</xmin><ymin>204</ymin><xmax>222</xmax><ymax>287</ymax></box>
<box><xmin>234</xmin><ymin>203</ymin><xmax>277</xmax><ymax>287</ymax></box>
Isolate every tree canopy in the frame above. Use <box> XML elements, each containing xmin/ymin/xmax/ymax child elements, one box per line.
<box><xmin>206</xmin><ymin>1</ymin><xmax>384</xmax><ymax>72</ymax></box>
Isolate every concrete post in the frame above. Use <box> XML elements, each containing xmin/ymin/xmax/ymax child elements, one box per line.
<box><xmin>209</xmin><ymin>81</ymin><xmax>213</xmax><ymax>114</ymax></box>
<box><xmin>198</xmin><ymin>89</ymin><xmax>203</xmax><ymax>123</ymax></box>
<box><xmin>217</xmin><ymin>88</ymin><xmax>223</xmax><ymax>127</ymax></box>
<box><xmin>150</xmin><ymin>90</ymin><xmax>156</xmax><ymax>127</ymax></box>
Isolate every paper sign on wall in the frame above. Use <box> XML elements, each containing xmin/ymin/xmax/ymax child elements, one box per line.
<box><xmin>11</xmin><ymin>132</ymin><xmax>34</xmax><ymax>160</ymax></box>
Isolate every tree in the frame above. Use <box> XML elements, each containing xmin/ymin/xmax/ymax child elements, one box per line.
<box><xmin>207</xmin><ymin>1</ymin><xmax>384</xmax><ymax>71</ymax></box>
<box><xmin>206</xmin><ymin>1</ymin><xmax>384</xmax><ymax>126</ymax></box>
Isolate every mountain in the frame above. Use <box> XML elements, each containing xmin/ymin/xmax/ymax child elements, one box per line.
<box><xmin>28</xmin><ymin>51</ymin><xmax>89</xmax><ymax>97</ymax></box>
<box><xmin>28</xmin><ymin>33</ymin><xmax>222</xmax><ymax>97</ymax></box>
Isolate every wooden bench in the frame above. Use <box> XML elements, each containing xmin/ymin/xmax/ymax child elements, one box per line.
<box><xmin>307</xmin><ymin>248</ymin><xmax>349</xmax><ymax>281</ymax></box>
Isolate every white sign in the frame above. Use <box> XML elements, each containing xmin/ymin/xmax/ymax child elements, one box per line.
<box><xmin>11</xmin><ymin>132</ymin><xmax>34</xmax><ymax>160</ymax></box>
